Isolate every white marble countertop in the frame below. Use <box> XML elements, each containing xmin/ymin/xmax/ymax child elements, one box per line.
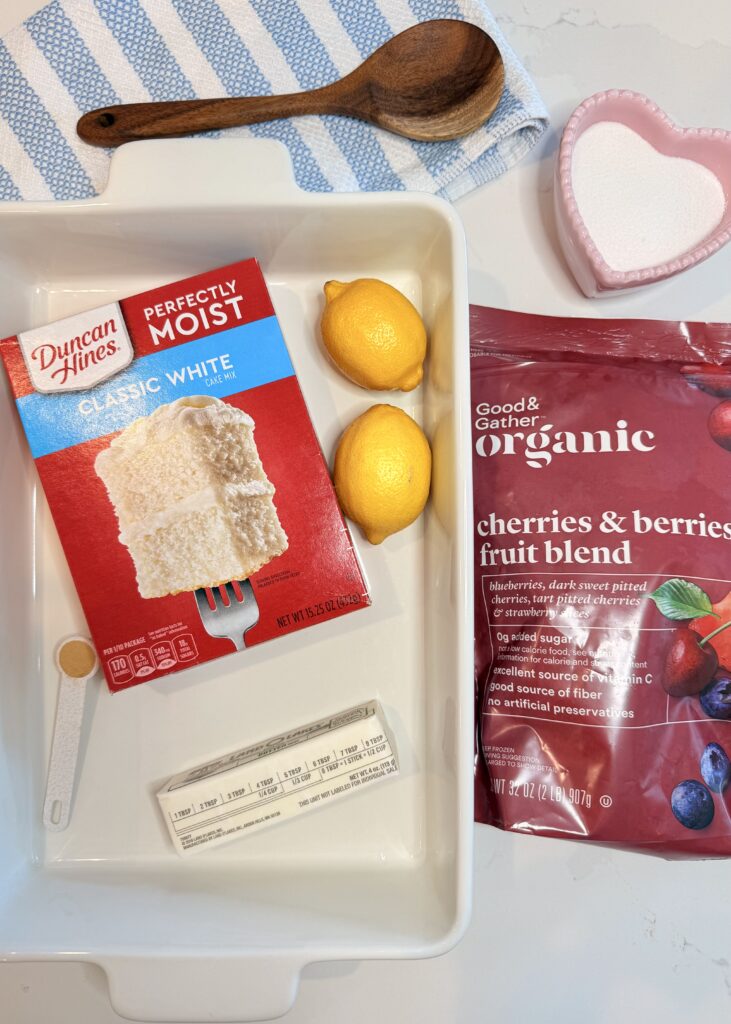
<box><xmin>2</xmin><ymin>2</ymin><xmax>731</xmax><ymax>1022</ymax></box>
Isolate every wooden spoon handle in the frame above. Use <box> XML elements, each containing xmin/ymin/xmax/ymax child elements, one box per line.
<box><xmin>77</xmin><ymin>91</ymin><xmax>333</xmax><ymax>147</ymax></box>
<box><xmin>43</xmin><ymin>674</ymin><xmax>88</xmax><ymax>832</ymax></box>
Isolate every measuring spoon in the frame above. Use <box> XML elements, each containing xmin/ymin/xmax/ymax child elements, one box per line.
<box><xmin>43</xmin><ymin>635</ymin><xmax>99</xmax><ymax>832</ymax></box>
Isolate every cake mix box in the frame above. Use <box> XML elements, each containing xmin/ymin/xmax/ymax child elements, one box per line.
<box><xmin>0</xmin><ymin>259</ymin><xmax>370</xmax><ymax>692</ymax></box>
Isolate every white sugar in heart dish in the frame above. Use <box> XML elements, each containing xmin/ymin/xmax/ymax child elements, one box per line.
<box><xmin>571</xmin><ymin>121</ymin><xmax>726</xmax><ymax>272</ymax></box>
<box><xmin>556</xmin><ymin>91</ymin><xmax>731</xmax><ymax>296</ymax></box>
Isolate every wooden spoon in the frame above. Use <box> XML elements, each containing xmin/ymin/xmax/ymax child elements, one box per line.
<box><xmin>77</xmin><ymin>20</ymin><xmax>505</xmax><ymax>147</ymax></box>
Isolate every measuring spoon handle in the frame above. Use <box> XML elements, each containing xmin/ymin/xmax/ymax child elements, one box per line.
<box><xmin>43</xmin><ymin>674</ymin><xmax>88</xmax><ymax>831</ymax></box>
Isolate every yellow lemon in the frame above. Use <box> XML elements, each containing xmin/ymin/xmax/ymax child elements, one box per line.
<box><xmin>333</xmin><ymin>404</ymin><xmax>432</xmax><ymax>544</ymax></box>
<box><xmin>321</xmin><ymin>278</ymin><xmax>427</xmax><ymax>392</ymax></box>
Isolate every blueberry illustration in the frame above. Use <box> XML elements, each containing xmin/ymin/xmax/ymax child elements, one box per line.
<box><xmin>670</xmin><ymin>780</ymin><xmax>714</xmax><ymax>830</ymax></box>
<box><xmin>700</xmin><ymin>675</ymin><xmax>731</xmax><ymax>719</ymax></box>
<box><xmin>700</xmin><ymin>742</ymin><xmax>731</xmax><ymax>793</ymax></box>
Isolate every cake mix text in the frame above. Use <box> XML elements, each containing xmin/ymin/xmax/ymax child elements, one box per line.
<box><xmin>143</xmin><ymin>279</ymin><xmax>244</xmax><ymax>346</ymax></box>
<box><xmin>77</xmin><ymin>353</ymin><xmax>235</xmax><ymax>416</ymax></box>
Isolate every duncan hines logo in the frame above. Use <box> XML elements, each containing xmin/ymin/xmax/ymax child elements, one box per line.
<box><xmin>18</xmin><ymin>302</ymin><xmax>133</xmax><ymax>394</ymax></box>
<box><xmin>474</xmin><ymin>395</ymin><xmax>656</xmax><ymax>469</ymax></box>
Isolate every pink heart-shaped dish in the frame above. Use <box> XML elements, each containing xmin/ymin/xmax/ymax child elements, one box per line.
<box><xmin>555</xmin><ymin>90</ymin><xmax>731</xmax><ymax>297</ymax></box>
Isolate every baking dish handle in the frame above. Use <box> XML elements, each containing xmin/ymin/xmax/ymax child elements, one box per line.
<box><xmin>101</xmin><ymin>138</ymin><xmax>302</xmax><ymax>205</ymax></box>
<box><xmin>99</xmin><ymin>954</ymin><xmax>305</xmax><ymax>1022</ymax></box>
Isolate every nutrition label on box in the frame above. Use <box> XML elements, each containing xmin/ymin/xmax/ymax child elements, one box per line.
<box><xmin>157</xmin><ymin>701</ymin><xmax>398</xmax><ymax>855</ymax></box>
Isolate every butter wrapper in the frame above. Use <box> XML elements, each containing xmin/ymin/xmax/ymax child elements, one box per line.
<box><xmin>157</xmin><ymin>701</ymin><xmax>398</xmax><ymax>855</ymax></box>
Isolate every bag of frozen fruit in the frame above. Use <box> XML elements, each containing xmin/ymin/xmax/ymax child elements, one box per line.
<box><xmin>471</xmin><ymin>304</ymin><xmax>731</xmax><ymax>857</ymax></box>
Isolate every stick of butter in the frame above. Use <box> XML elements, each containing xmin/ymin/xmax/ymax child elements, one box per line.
<box><xmin>157</xmin><ymin>700</ymin><xmax>398</xmax><ymax>855</ymax></box>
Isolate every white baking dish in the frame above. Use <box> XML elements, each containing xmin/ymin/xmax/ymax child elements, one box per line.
<box><xmin>0</xmin><ymin>139</ymin><xmax>472</xmax><ymax>1023</ymax></box>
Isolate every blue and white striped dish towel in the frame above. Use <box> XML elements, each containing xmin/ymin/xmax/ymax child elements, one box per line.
<box><xmin>0</xmin><ymin>0</ymin><xmax>548</xmax><ymax>203</ymax></box>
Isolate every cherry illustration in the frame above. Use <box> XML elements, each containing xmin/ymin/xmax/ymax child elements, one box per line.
<box><xmin>691</xmin><ymin>589</ymin><xmax>731</xmax><ymax>670</ymax></box>
<box><xmin>664</xmin><ymin>627</ymin><xmax>719</xmax><ymax>697</ymax></box>
<box><xmin>708</xmin><ymin>401</ymin><xmax>731</xmax><ymax>451</ymax></box>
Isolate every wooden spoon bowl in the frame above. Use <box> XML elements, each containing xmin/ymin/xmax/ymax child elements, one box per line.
<box><xmin>77</xmin><ymin>20</ymin><xmax>505</xmax><ymax>147</ymax></box>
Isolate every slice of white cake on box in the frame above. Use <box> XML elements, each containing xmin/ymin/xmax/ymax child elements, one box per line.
<box><xmin>95</xmin><ymin>395</ymin><xmax>288</xmax><ymax>598</ymax></box>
